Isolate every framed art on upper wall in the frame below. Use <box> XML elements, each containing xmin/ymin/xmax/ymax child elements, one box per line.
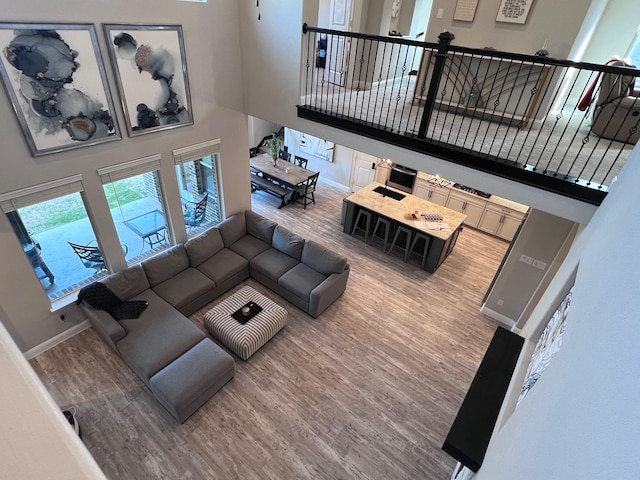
<box><xmin>496</xmin><ymin>0</ymin><xmax>533</xmax><ymax>24</ymax></box>
<box><xmin>102</xmin><ymin>24</ymin><xmax>193</xmax><ymax>136</ymax></box>
<box><xmin>0</xmin><ymin>23</ymin><xmax>121</xmax><ymax>157</ymax></box>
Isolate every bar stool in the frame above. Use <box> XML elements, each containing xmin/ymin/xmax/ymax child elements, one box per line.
<box><xmin>408</xmin><ymin>232</ymin><xmax>431</xmax><ymax>269</ymax></box>
<box><xmin>351</xmin><ymin>209</ymin><xmax>372</xmax><ymax>241</ymax></box>
<box><xmin>369</xmin><ymin>216</ymin><xmax>392</xmax><ymax>250</ymax></box>
<box><xmin>387</xmin><ymin>224</ymin><xmax>412</xmax><ymax>261</ymax></box>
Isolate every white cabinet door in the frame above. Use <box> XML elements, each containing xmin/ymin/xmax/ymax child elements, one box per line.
<box><xmin>414</xmin><ymin>180</ymin><xmax>450</xmax><ymax>206</ymax></box>
<box><xmin>447</xmin><ymin>191</ymin><xmax>486</xmax><ymax>227</ymax></box>
<box><xmin>413</xmin><ymin>182</ymin><xmax>431</xmax><ymax>200</ymax></box>
<box><xmin>478</xmin><ymin>207</ymin><xmax>525</xmax><ymax>241</ymax></box>
<box><xmin>462</xmin><ymin>201</ymin><xmax>485</xmax><ymax>227</ymax></box>
<box><xmin>429</xmin><ymin>187</ymin><xmax>449</xmax><ymax>206</ymax></box>
<box><xmin>478</xmin><ymin>209</ymin><xmax>503</xmax><ymax>235</ymax></box>
<box><xmin>497</xmin><ymin>215</ymin><xmax>523</xmax><ymax>241</ymax></box>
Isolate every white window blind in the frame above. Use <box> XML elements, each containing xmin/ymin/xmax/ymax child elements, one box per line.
<box><xmin>172</xmin><ymin>139</ymin><xmax>220</xmax><ymax>165</ymax></box>
<box><xmin>0</xmin><ymin>175</ymin><xmax>84</xmax><ymax>213</ymax></box>
<box><xmin>97</xmin><ymin>154</ymin><xmax>162</xmax><ymax>184</ymax></box>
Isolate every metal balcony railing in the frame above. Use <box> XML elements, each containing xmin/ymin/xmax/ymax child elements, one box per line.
<box><xmin>298</xmin><ymin>24</ymin><xmax>640</xmax><ymax>205</ymax></box>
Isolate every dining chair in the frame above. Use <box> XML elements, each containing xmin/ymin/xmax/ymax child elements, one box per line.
<box><xmin>294</xmin><ymin>155</ymin><xmax>309</xmax><ymax>168</ymax></box>
<box><xmin>184</xmin><ymin>193</ymin><xmax>209</xmax><ymax>230</ymax></box>
<box><xmin>295</xmin><ymin>172</ymin><xmax>320</xmax><ymax>209</ymax></box>
<box><xmin>278</xmin><ymin>149</ymin><xmax>291</xmax><ymax>162</ymax></box>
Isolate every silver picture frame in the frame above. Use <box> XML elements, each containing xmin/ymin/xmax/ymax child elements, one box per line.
<box><xmin>102</xmin><ymin>24</ymin><xmax>193</xmax><ymax>137</ymax></box>
<box><xmin>0</xmin><ymin>23</ymin><xmax>121</xmax><ymax>156</ymax></box>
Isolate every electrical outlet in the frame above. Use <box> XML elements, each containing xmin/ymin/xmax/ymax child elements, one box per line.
<box><xmin>519</xmin><ymin>254</ymin><xmax>534</xmax><ymax>265</ymax></box>
<box><xmin>497</xmin><ymin>299</ymin><xmax>504</xmax><ymax>306</ymax></box>
<box><xmin>532</xmin><ymin>259</ymin><xmax>547</xmax><ymax>270</ymax></box>
<box><xmin>436</xmin><ymin>8</ymin><xmax>444</xmax><ymax>18</ymax></box>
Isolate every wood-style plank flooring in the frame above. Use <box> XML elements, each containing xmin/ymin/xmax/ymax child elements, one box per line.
<box><xmin>30</xmin><ymin>182</ymin><xmax>509</xmax><ymax>480</ymax></box>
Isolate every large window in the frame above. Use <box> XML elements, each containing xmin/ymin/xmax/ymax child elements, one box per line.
<box><xmin>0</xmin><ymin>176</ymin><xmax>105</xmax><ymax>302</ymax></box>
<box><xmin>99</xmin><ymin>155</ymin><xmax>171</xmax><ymax>265</ymax></box>
<box><xmin>173</xmin><ymin>140</ymin><xmax>222</xmax><ymax>237</ymax></box>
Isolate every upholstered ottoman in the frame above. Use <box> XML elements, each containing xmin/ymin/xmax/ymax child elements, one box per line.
<box><xmin>149</xmin><ymin>338</ymin><xmax>235</xmax><ymax>423</ymax></box>
<box><xmin>204</xmin><ymin>285</ymin><xmax>288</xmax><ymax>360</ymax></box>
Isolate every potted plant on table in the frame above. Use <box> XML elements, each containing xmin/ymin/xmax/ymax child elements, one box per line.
<box><xmin>267</xmin><ymin>137</ymin><xmax>283</xmax><ymax>167</ymax></box>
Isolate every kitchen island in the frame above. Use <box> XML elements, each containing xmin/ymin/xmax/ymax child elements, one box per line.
<box><xmin>343</xmin><ymin>182</ymin><xmax>467</xmax><ymax>273</ymax></box>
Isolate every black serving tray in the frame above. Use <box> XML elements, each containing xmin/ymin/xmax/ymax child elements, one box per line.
<box><xmin>231</xmin><ymin>301</ymin><xmax>262</xmax><ymax>324</ymax></box>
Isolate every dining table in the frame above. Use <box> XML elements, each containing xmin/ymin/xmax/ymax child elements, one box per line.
<box><xmin>250</xmin><ymin>154</ymin><xmax>316</xmax><ymax>187</ymax></box>
<box><xmin>250</xmin><ymin>153</ymin><xmax>318</xmax><ymax>206</ymax></box>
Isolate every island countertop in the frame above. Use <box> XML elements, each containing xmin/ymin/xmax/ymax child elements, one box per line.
<box><xmin>345</xmin><ymin>182</ymin><xmax>467</xmax><ymax>241</ymax></box>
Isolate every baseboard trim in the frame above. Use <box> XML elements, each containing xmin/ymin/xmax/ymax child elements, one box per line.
<box><xmin>480</xmin><ymin>304</ymin><xmax>516</xmax><ymax>329</ymax></box>
<box><xmin>24</xmin><ymin>320</ymin><xmax>90</xmax><ymax>360</ymax></box>
<box><xmin>318</xmin><ymin>177</ymin><xmax>349</xmax><ymax>191</ymax></box>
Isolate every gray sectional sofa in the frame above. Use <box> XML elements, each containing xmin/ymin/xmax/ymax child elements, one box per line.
<box><xmin>79</xmin><ymin>210</ymin><xmax>349</xmax><ymax>422</ymax></box>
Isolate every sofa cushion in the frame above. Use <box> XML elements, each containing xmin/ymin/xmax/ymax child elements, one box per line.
<box><xmin>152</xmin><ymin>268</ymin><xmax>216</xmax><ymax>312</ymax></box>
<box><xmin>117</xmin><ymin>291</ymin><xmax>206</xmax><ymax>380</ymax></box>
<box><xmin>197</xmin><ymin>248</ymin><xmax>248</xmax><ymax>284</ymax></box>
<box><xmin>185</xmin><ymin>228</ymin><xmax>225</xmax><ymax>267</ymax></box>
<box><xmin>229</xmin><ymin>235</ymin><xmax>271</xmax><ymax>261</ymax></box>
<box><xmin>101</xmin><ymin>264</ymin><xmax>150</xmax><ymax>300</ymax></box>
<box><xmin>142</xmin><ymin>245</ymin><xmax>190</xmax><ymax>287</ymax></box>
<box><xmin>301</xmin><ymin>240</ymin><xmax>348</xmax><ymax>275</ymax></box>
<box><xmin>251</xmin><ymin>248</ymin><xmax>300</xmax><ymax>282</ymax></box>
<box><xmin>245</xmin><ymin>210</ymin><xmax>277</xmax><ymax>244</ymax></box>
<box><xmin>272</xmin><ymin>225</ymin><xmax>305</xmax><ymax>260</ymax></box>
<box><xmin>278</xmin><ymin>263</ymin><xmax>327</xmax><ymax>301</ymax></box>
<box><xmin>218</xmin><ymin>213</ymin><xmax>246</xmax><ymax>247</ymax></box>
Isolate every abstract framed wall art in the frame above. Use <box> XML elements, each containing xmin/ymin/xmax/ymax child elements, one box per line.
<box><xmin>103</xmin><ymin>24</ymin><xmax>193</xmax><ymax>136</ymax></box>
<box><xmin>0</xmin><ymin>23</ymin><xmax>121</xmax><ymax>156</ymax></box>
<box><xmin>299</xmin><ymin>132</ymin><xmax>334</xmax><ymax>162</ymax></box>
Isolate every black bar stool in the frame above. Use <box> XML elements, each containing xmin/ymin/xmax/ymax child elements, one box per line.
<box><xmin>369</xmin><ymin>216</ymin><xmax>392</xmax><ymax>250</ymax></box>
<box><xmin>408</xmin><ymin>232</ymin><xmax>431</xmax><ymax>269</ymax></box>
<box><xmin>387</xmin><ymin>224</ymin><xmax>412</xmax><ymax>261</ymax></box>
<box><xmin>351</xmin><ymin>209</ymin><xmax>372</xmax><ymax>241</ymax></box>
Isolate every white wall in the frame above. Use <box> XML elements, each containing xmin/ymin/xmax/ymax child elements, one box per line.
<box><xmin>0</xmin><ymin>0</ymin><xmax>251</xmax><ymax>351</ymax></box>
<box><xmin>482</xmin><ymin>209</ymin><xmax>576</xmax><ymax>325</ymax></box>
<box><xmin>425</xmin><ymin>0</ymin><xmax>592</xmax><ymax>58</ymax></box>
<box><xmin>473</xmin><ymin>143</ymin><xmax>640</xmax><ymax>479</ymax></box>
<box><xmin>0</xmin><ymin>317</ymin><xmax>107</xmax><ymax>479</ymax></box>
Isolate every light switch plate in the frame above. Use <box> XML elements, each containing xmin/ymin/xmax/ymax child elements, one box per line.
<box><xmin>520</xmin><ymin>254</ymin><xmax>534</xmax><ymax>265</ymax></box>
<box><xmin>532</xmin><ymin>259</ymin><xmax>547</xmax><ymax>270</ymax></box>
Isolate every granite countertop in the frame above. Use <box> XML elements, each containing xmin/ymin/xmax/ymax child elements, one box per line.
<box><xmin>345</xmin><ymin>182</ymin><xmax>466</xmax><ymax>240</ymax></box>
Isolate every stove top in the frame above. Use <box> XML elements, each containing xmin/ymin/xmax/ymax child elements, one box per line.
<box><xmin>452</xmin><ymin>183</ymin><xmax>492</xmax><ymax>199</ymax></box>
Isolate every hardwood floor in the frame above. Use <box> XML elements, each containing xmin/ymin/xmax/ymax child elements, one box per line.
<box><xmin>30</xmin><ymin>182</ymin><xmax>509</xmax><ymax>480</ymax></box>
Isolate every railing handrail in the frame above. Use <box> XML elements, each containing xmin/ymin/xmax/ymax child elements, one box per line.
<box><xmin>299</xmin><ymin>24</ymin><xmax>640</xmax><ymax>204</ymax></box>
<box><xmin>303</xmin><ymin>23</ymin><xmax>439</xmax><ymax>49</ymax></box>
<box><xmin>303</xmin><ymin>23</ymin><xmax>640</xmax><ymax>78</ymax></box>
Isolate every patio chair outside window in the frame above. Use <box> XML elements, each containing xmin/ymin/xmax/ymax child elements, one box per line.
<box><xmin>69</xmin><ymin>241</ymin><xmax>129</xmax><ymax>273</ymax></box>
<box><xmin>184</xmin><ymin>193</ymin><xmax>208</xmax><ymax>230</ymax></box>
<box><xmin>68</xmin><ymin>242</ymin><xmax>106</xmax><ymax>272</ymax></box>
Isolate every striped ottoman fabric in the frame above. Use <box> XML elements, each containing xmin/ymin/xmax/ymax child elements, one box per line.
<box><xmin>204</xmin><ymin>285</ymin><xmax>288</xmax><ymax>360</ymax></box>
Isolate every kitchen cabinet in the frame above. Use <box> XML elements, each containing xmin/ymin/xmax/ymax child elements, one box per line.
<box><xmin>446</xmin><ymin>191</ymin><xmax>486</xmax><ymax>228</ymax></box>
<box><xmin>478</xmin><ymin>204</ymin><xmax>526</xmax><ymax>241</ymax></box>
<box><xmin>413</xmin><ymin>179</ymin><xmax>450</xmax><ymax>206</ymax></box>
